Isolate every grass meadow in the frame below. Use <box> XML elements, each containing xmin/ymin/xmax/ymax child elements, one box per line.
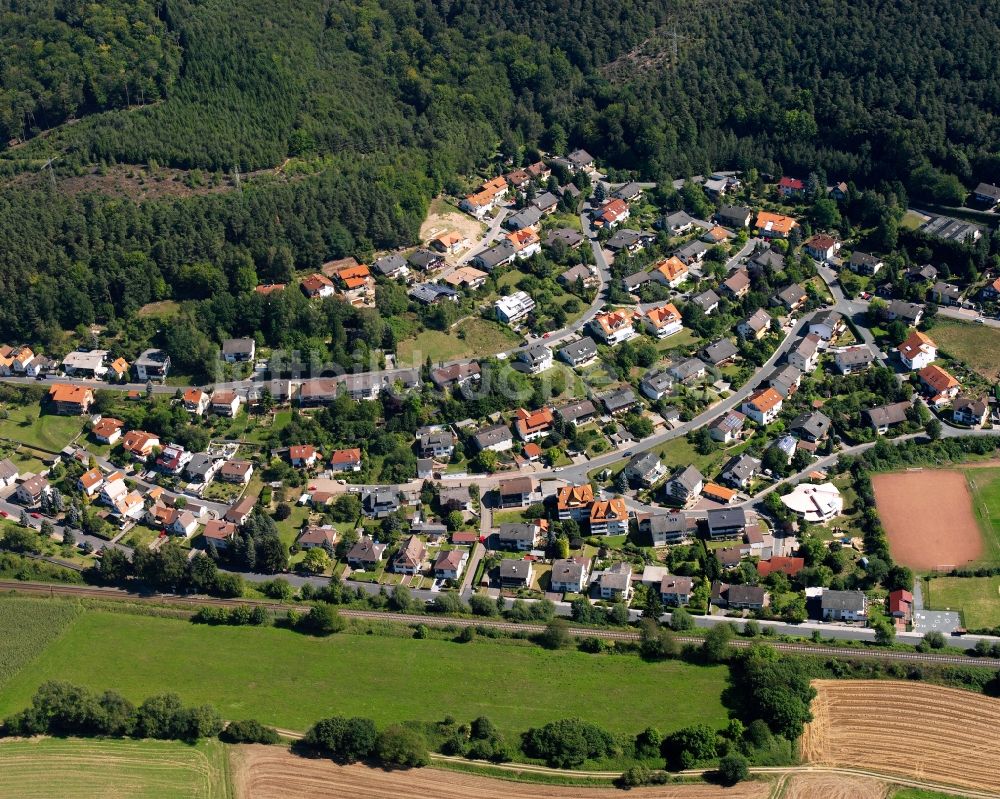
<box><xmin>925</xmin><ymin>576</ymin><xmax>1000</xmax><ymax>630</ymax></box>
<box><xmin>0</xmin><ymin>602</ymin><xmax>730</xmax><ymax>739</ymax></box>
<box><xmin>0</xmin><ymin>598</ymin><xmax>81</xmax><ymax>690</ymax></box>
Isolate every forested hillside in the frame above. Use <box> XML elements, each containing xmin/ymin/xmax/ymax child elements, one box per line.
<box><xmin>0</xmin><ymin>0</ymin><xmax>998</xmax><ymax>350</ymax></box>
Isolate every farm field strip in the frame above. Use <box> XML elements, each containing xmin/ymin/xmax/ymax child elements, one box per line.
<box><xmin>801</xmin><ymin>680</ymin><xmax>1000</xmax><ymax>793</ymax></box>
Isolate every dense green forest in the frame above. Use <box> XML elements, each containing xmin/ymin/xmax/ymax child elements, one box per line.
<box><xmin>0</xmin><ymin>0</ymin><xmax>998</xmax><ymax>349</ymax></box>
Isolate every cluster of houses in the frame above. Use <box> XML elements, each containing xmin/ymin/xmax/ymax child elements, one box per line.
<box><xmin>1</xmin><ymin>346</ymin><xmax>173</xmax><ymax>386</ymax></box>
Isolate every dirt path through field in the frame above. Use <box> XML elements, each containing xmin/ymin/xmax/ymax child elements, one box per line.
<box><xmin>871</xmin><ymin>470</ymin><xmax>982</xmax><ymax>569</ymax></box>
<box><xmin>230</xmin><ymin>745</ymin><xmax>771</xmax><ymax>799</ymax></box>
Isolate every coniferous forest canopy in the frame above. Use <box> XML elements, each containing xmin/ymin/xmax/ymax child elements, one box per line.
<box><xmin>0</xmin><ymin>0</ymin><xmax>998</xmax><ymax>351</ymax></box>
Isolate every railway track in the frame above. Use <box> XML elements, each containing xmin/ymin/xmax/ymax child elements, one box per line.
<box><xmin>3</xmin><ymin>580</ymin><xmax>999</xmax><ymax>668</ymax></box>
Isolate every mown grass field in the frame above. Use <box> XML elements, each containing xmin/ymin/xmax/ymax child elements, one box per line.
<box><xmin>0</xmin><ymin>738</ymin><xmax>229</xmax><ymax>799</ymax></box>
<box><xmin>0</xmin><ymin>605</ymin><xmax>730</xmax><ymax>738</ymax></box>
<box><xmin>965</xmin><ymin>467</ymin><xmax>1000</xmax><ymax>565</ymax></box>
<box><xmin>0</xmin><ymin>598</ymin><xmax>81</xmax><ymax>690</ymax></box>
<box><xmin>926</xmin><ymin>575</ymin><xmax>1000</xmax><ymax>629</ymax></box>
<box><xmin>931</xmin><ymin>318</ymin><xmax>1000</xmax><ymax>381</ymax></box>
<box><xmin>396</xmin><ymin>317</ymin><xmax>519</xmax><ymax>365</ymax></box>
<box><xmin>0</xmin><ymin>404</ymin><xmax>85</xmax><ymax>452</ymax></box>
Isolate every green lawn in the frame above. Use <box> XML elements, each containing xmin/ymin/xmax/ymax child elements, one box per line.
<box><xmin>0</xmin><ymin>738</ymin><xmax>228</xmax><ymax>799</ymax></box>
<box><xmin>0</xmin><ymin>605</ymin><xmax>730</xmax><ymax>738</ymax></box>
<box><xmin>931</xmin><ymin>318</ymin><xmax>1000</xmax><ymax>381</ymax></box>
<box><xmin>964</xmin><ymin>467</ymin><xmax>1000</xmax><ymax>565</ymax></box>
<box><xmin>893</xmin><ymin>789</ymin><xmax>966</xmax><ymax>799</ymax></box>
<box><xmin>925</xmin><ymin>576</ymin><xmax>1000</xmax><ymax>629</ymax></box>
<box><xmin>0</xmin><ymin>404</ymin><xmax>85</xmax><ymax>452</ymax></box>
<box><xmin>654</xmin><ymin>435</ymin><xmax>726</xmax><ymax>476</ymax></box>
<box><xmin>397</xmin><ymin>318</ymin><xmax>519</xmax><ymax>366</ymax></box>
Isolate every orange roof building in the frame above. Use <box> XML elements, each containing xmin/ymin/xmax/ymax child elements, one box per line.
<box><xmin>254</xmin><ymin>283</ymin><xmax>287</xmax><ymax>296</ymax></box>
<box><xmin>742</xmin><ymin>387</ymin><xmax>784</xmax><ymax>424</ymax></box>
<box><xmin>897</xmin><ymin>330</ymin><xmax>937</xmax><ymax>370</ymax></box>
<box><xmin>589</xmin><ymin>309</ymin><xmax>636</xmax><ymax>345</ymax></box>
<box><xmin>557</xmin><ymin>484</ymin><xmax>595</xmax><ymax>520</ymax></box>
<box><xmin>919</xmin><ymin>364</ymin><xmax>960</xmax><ymax>406</ymax></box>
<box><xmin>589</xmin><ymin>497</ymin><xmax>628</xmax><ymax>534</ymax></box>
<box><xmin>48</xmin><ymin>383</ymin><xmax>95</xmax><ymax>414</ymax></box>
<box><xmin>755</xmin><ymin>211</ymin><xmax>798</xmax><ymax>238</ymax></box>
<box><xmin>643</xmin><ymin>302</ymin><xmax>683</xmax><ymax>338</ymax></box>
<box><xmin>514</xmin><ymin>407</ymin><xmax>554</xmax><ymax>441</ymax></box>
<box><xmin>703</xmin><ymin>483</ymin><xmax>738</xmax><ymax>503</ymax></box>
<box><xmin>91</xmin><ymin>417</ymin><xmax>124</xmax><ymax>443</ymax></box>
<box><xmin>508</xmin><ymin>228</ymin><xmax>540</xmax><ymax>251</ymax></box>
<box><xmin>300</xmin><ymin>273</ymin><xmax>335</xmax><ymax>297</ymax></box>
<box><xmin>121</xmin><ymin>430</ymin><xmax>160</xmax><ymax>457</ymax></box>
<box><xmin>654</xmin><ymin>256</ymin><xmax>689</xmax><ymax>287</ymax></box>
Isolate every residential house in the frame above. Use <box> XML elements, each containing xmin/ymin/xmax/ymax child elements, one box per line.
<box><xmin>906</xmin><ymin>264</ymin><xmax>938</xmax><ymax>284</ymax></box>
<box><xmin>598</xmin><ymin>386</ymin><xmax>637</xmax><ymax>415</ymax></box>
<box><xmin>289</xmin><ymin>445</ymin><xmax>318</xmax><ymax>468</ymax></box>
<box><xmin>373</xmin><ymin>254</ymin><xmax>410</xmax><ymax>280</ymax></box>
<box><xmin>498</xmin><ymin>477</ymin><xmax>534</xmax><ymax>508</ymax></box>
<box><xmin>186</xmin><ymin>453</ymin><xmax>220</xmax><ymax>485</ymax></box>
<box><xmin>706</xmin><ymin>507</ymin><xmax>749</xmax><ymax>539</ymax></box>
<box><xmin>787</xmin><ymin>333</ymin><xmax>821</xmax><ymax>372</ymax></box>
<box><xmin>334</xmin><ymin>263</ymin><xmax>375</xmax><ymax>305</ymax></box>
<box><xmin>495</xmin><ymin>290</ymin><xmax>536</xmax><ymax>324</ymax></box>
<box><xmin>203</xmin><ymin>520</ymin><xmax>238</xmax><ymax>550</ymax></box>
<box><xmin>659</xmin><ymin>574</ymin><xmax>694</xmax><ymax>606</ymax></box>
<box><xmin>919</xmin><ymin>364</ymin><xmax>960</xmax><ymax>406</ymax></box>
<box><xmin>408</xmin><ymin>248</ymin><xmax>445</xmax><ymax>272</ymax></box>
<box><xmin>701</xmin><ymin>225</ymin><xmax>734</xmax><ymax>245</ymax></box>
<box><xmin>556</xmin><ymin>399</ymin><xmax>597</xmax><ymax>427</ymax></box>
<box><xmin>253</xmin><ymin>283</ymin><xmax>286</xmax><ymax>296</ymax></box>
<box><xmin>221</xmin><ymin>338</ymin><xmax>256</xmax><ymax>363</ymax></box>
<box><xmin>558</xmin><ymin>263</ymin><xmax>597</xmax><ymax>288</ymax></box>
<box><xmin>653</xmin><ymin>256</ymin><xmax>689</xmax><ymax>288</ymax></box>
<box><xmin>777</xmin><ymin>176</ymin><xmax>805</xmax><ymax>197</ymax></box>
<box><xmin>514</xmin><ymin>406</ymin><xmax>554</xmax><ymax>441</ymax></box>
<box><xmin>809</xmin><ymin>310</ymin><xmax>844</xmax><ymax>343</ymax></box>
<box><xmin>864</xmin><ymin>401</ymin><xmax>911</xmax><ymax>434</ymax></box>
<box><xmin>392</xmin><ymin>535</ymin><xmax>426</xmax><ymax>575</ymax></box>
<box><xmin>668</xmin><ymin>358</ymin><xmax>706</xmax><ymax>384</ymax></box>
<box><xmin>664</xmin><ymin>465</ymin><xmax>704</xmax><ymax>507</ymax></box>
<box><xmin>438</xmin><ymin>485</ymin><xmax>471</xmax><ymax>513</ymax></box>
<box><xmin>691</xmin><ymin>289</ymin><xmax>720</xmax><ymax>315</ymax></box>
<box><xmin>804</xmin><ymin>233</ymin><xmax>838</xmax><ymax>261</ymax></box>
<box><xmin>721</xmin><ymin>453</ymin><xmax>761</xmax><ymax>489</ymax></box>
<box><xmin>296</xmin><ymin>379</ymin><xmax>341</xmax><ymax>406</ymax></box>
<box><xmin>546</xmin><ymin>228</ymin><xmax>584</xmax><ymax>250</ymax></box>
<box><xmin>499</xmin><ymin>559</ymin><xmax>533</xmax><ymax>589</ymax></box>
<box><xmin>772</xmin><ymin>283</ymin><xmax>807</xmax><ymax>312</ymax></box>
<box><xmin>443</xmin><ymin>266</ymin><xmax>488</xmax><ymax>291</ymax></box>
<box><xmin>557</xmin><ymin>337</ymin><xmax>598</xmax><ymax>368</ymax></box>
<box><xmin>183</xmin><ymin>389</ymin><xmax>209</xmax><ymax>416</ymax></box>
<box><xmin>472</xmin><ymin>239</ymin><xmax>517</xmax><ymax>271</ymax></box>
<box><xmin>91</xmin><ymin>417</ymin><xmax>124</xmax><ymax>445</ymax></box>
<box><xmin>833</xmin><ymin>345</ymin><xmax>875</xmax><ymax>375</ymax></box>
<box><xmin>931</xmin><ymin>281</ymin><xmax>962</xmax><ymax>305</ymax></box>
<box><xmin>48</xmin><ymin>384</ymin><xmax>95</xmax><ymax>415</ymax></box>
<box><xmin>0</xmin><ymin>459</ymin><xmax>18</xmax><ymax>488</ymax></box>
<box><xmin>755</xmin><ymin>211</ymin><xmax>797</xmax><ymax>239</ymax></box>
<box><xmin>676</xmin><ymin>239</ymin><xmax>710</xmax><ymax>265</ymax></box>
<box><xmin>409</xmin><ymin>282</ymin><xmax>459</xmax><ymax>305</ymax></box>
<box><xmin>16</xmin><ymin>474</ymin><xmax>49</xmax><ymax>506</ymax></box>
<box><xmin>170</xmin><ymin>511</ymin><xmax>199</xmax><ymax>538</ymax></box>
<box><xmin>431</xmin><ymin>231</ymin><xmax>470</xmax><ymax>254</ymax></box>
<box><xmin>347</xmin><ymin>535</ymin><xmax>387</xmax><ymax>569</ymax></box>
<box><xmin>640</xmin><ymin>369</ymin><xmax>674</xmax><ymax>401</ymax></box>
<box><xmin>624</xmin><ymin>452</ymin><xmax>667</xmax><ymax>487</ymax></box>
<box><xmin>595</xmin><ymin>562</ymin><xmax>633</xmax><ymax>600</ymax></box>
<box><xmin>557</xmin><ymin>484</ymin><xmax>595</xmax><ymax>521</ymax></box>
<box><xmin>613</xmin><ymin>182</ymin><xmax>643</xmax><ymax>202</ymax></box>
<box><xmin>973</xmin><ymin>182</ymin><xmax>1000</xmax><ymax>207</ymax></box>
<box><xmin>419</xmin><ymin>431</ymin><xmax>454</xmax><ymax>459</ymax></box>
<box><xmin>710</xmin><ymin>411</ymin><xmax>746</xmax><ymax>444</ymax></box>
<box><xmin>589</xmin><ymin>309</ymin><xmax>636</xmax><ymax>346</ymax></box>
<box><xmin>549</xmin><ymin>556</ymin><xmax>590</xmax><ymax>593</ymax></box>
<box><xmin>660</xmin><ymin>210</ymin><xmax>696</xmax><ymax>235</ymax></box>
<box><xmin>498</xmin><ymin>521</ymin><xmax>545</xmax><ymax>551</ymax></box>
<box><xmin>742</xmin><ymin>387</ymin><xmax>783</xmax><ymax>425</ymax></box>
<box><xmin>588</xmin><ymin>497</ymin><xmax>629</xmax><ymax>536</ymax></box>
<box><xmin>507</xmin><ymin>228</ymin><xmax>542</xmax><ymax>260</ymax></box>
<box><xmin>715</xmin><ymin>205</ymin><xmax>752</xmax><ymax>229</ymax></box>
<box><xmin>606</xmin><ymin>228</ymin><xmax>647</xmax><ymax>253</ymax></box>
<box><xmin>61</xmin><ymin>349</ymin><xmax>107</xmax><ymax>378</ymax></box>
<box><xmin>219</xmin><ymin>459</ymin><xmax>254</xmax><ymax>484</ymax></box>
<box><xmin>434</xmin><ymin>549</ymin><xmax>468</xmax><ymax>581</ymax></box>
<box><xmin>721</xmin><ymin>269</ymin><xmax>751</xmax><ymax>299</ymax></box>
<box><xmin>156</xmin><ymin>443</ymin><xmax>191</xmax><ymax>475</ymax></box>
<box><xmin>517</xmin><ymin>344</ymin><xmax>553</xmax><ymax>375</ymax></box>
<box><xmin>330</xmin><ymin>448</ymin><xmax>363</xmax><ymax>472</ymax></box>
<box><xmin>472</xmin><ymin>423</ymin><xmax>514</xmax><ymax>453</ymax></box>
<box><xmin>701</xmin><ymin>338</ymin><xmax>738</xmax><ymax>367</ymax></box>
<box><xmin>133</xmin><ymin>349</ymin><xmax>170</xmax><ymax>381</ymax></box>
<box><xmin>898</xmin><ymin>330</ymin><xmax>937</xmax><ymax>370</ymax></box>
<box><xmin>849</xmin><ymin>251</ymin><xmax>884</xmax><ymax>276</ymax></box>
<box><xmin>791</xmin><ymin>411</ymin><xmax>831</xmax><ymax>442</ymax></box>
<box><xmin>714</xmin><ymin>583</ymin><xmax>770</xmax><ymax>610</ymax></box>
<box><xmin>532</xmin><ymin>191</ymin><xmax>560</xmax><ymax>214</ymax></box>
<box><xmin>640</xmin><ymin>511</ymin><xmax>690</xmax><ymax>545</ymax></box>
<box><xmin>121</xmin><ymin>430</ymin><xmax>159</xmax><ymax>459</ymax></box>
<box><xmin>566</xmin><ymin>149</ymin><xmax>595</xmax><ymax>173</ymax></box>
<box><xmin>738</xmin><ymin>308</ymin><xmax>772</xmax><ymax>340</ymax></box>
<box><xmin>430</xmin><ymin>362</ymin><xmax>481</xmax><ymax>390</ymax></box>
<box><xmin>821</xmin><ymin>590</ymin><xmax>868</xmax><ymax>622</ymax></box>
<box><xmin>210</xmin><ymin>390</ymin><xmax>241</xmax><ymax>417</ymax></box>
<box><xmin>953</xmin><ymin>395</ymin><xmax>989</xmax><ymax>427</ymax></box>
<box><xmin>362</xmin><ymin>489</ymin><xmax>400</xmax><ymax>519</ymax></box>
<box><xmin>981</xmin><ymin>277</ymin><xmax>1000</xmax><ymax>302</ymax></box>
<box><xmin>25</xmin><ymin>355</ymin><xmax>56</xmax><ymax>378</ymax></box>
<box><xmin>888</xmin><ymin>589</ymin><xmax>914</xmax><ymax>626</ymax></box>
<box><xmin>749</xmin><ymin>249</ymin><xmax>785</xmax><ymax>275</ymax></box>
<box><xmin>643</xmin><ymin>302</ymin><xmax>683</xmax><ymax>339</ymax></box>
<box><xmin>300</xmin><ymin>272</ymin><xmax>336</xmax><ymax>299</ymax></box>
<box><xmin>77</xmin><ymin>468</ymin><xmax>104</xmax><ymax>497</ymax></box>
<box><xmin>886</xmin><ymin>300</ymin><xmax>925</xmax><ymax>326</ymax></box>
<box><xmin>291</xmin><ymin>525</ymin><xmax>336</xmax><ymax>553</ymax></box>
<box><xmin>341</xmin><ymin>373</ymin><xmax>387</xmax><ymax>402</ymax></box>
<box><xmin>224</xmin><ymin>496</ymin><xmax>256</xmax><ymax>526</ymax></box>
<box><xmin>592</xmin><ymin>198</ymin><xmax>630</xmax><ymax>228</ymax></box>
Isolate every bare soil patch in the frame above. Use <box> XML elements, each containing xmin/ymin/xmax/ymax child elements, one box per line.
<box><xmin>782</xmin><ymin>773</ymin><xmax>887</xmax><ymax>799</ymax></box>
<box><xmin>801</xmin><ymin>680</ymin><xmax>1000</xmax><ymax>792</ymax></box>
<box><xmin>231</xmin><ymin>746</ymin><xmax>770</xmax><ymax>799</ymax></box>
<box><xmin>871</xmin><ymin>470</ymin><xmax>982</xmax><ymax>570</ymax></box>
<box><xmin>419</xmin><ymin>198</ymin><xmax>484</xmax><ymax>258</ymax></box>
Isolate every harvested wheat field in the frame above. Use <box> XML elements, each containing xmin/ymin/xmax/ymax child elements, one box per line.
<box><xmin>801</xmin><ymin>680</ymin><xmax>1000</xmax><ymax>792</ymax></box>
<box><xmin>871</xmin><ymin>471</ymin><xmax>982</xmax><ymax>570</ymax></box>
<box><xmin>231</xmin><ymin>746</ymin><xmax>771</xmax><ymax>799</ymax></box>
<box><xmin>780</xmin><ymin>772</ymin><xmax>887</xmax><ymax>799</ymax></box>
